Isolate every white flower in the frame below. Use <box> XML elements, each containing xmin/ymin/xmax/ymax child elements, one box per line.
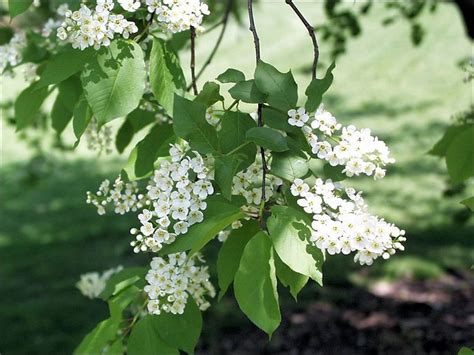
<box><xmin>288</xmin><ymin>108</ymin><xmax>309</xmax><ymax>127</ymax></box>
<box><xmin>118</xmin><ymin>0</ymin><xmax>141</xmax><ymax>12</ymax></box>
<box><xmin>291</xmin><ymin>178</ymin><xmax>310</xmax><ymax>197</ymax></box>
<box><xmin>141</xmin><ymin>222</ymin><xmax>155</xmax><ymax>237</ymax></box>
<box><xmin>173</xmin><ymin>221</ymin><xmax>189</xmax><ymax>234</ymax></box>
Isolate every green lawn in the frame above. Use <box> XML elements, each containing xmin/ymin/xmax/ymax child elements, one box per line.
<box><xmin>0</xmin><ymin>2</ymin><xmax>473</xmax><ymax>354</ymax></box>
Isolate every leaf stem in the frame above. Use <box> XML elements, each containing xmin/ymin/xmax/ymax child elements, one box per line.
<box><xmin>247</xmin><ymin>0</ymin><xmax>268</xmax><ymax>208</ymax></box>
<box><xmin>227</xmin><ymin>99</ymin><xmax>239</xmax><ymax>111</ymax></box>
<box><xmin>187</xmin><ymin>0</ymin><xmax>233</xmax><ymax>91</ymax></box>
<box><xmin>190</xmin><ymin>26</ymin><xmax>198</xmax><ymax>95</ymax></box>
<box><xmin>285</xmin><ymin>0</ymin><xmax>319</xmax><ymax>79</ymax></box>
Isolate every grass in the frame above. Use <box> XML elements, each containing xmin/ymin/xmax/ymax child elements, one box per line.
<box><xmin>1</xmin><ymin>2</ymin><xmax>473</xmax><ymax>354</ymax></box>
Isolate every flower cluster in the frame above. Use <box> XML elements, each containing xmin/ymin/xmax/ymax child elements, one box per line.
<box><xmin>76</xmin><ymin>266</ymin><xmax>123</xmax><ymax>299</ymax></box>
<box><xmin>145</xmin><ymin>253</ymin><xmax>215</xmax><ymax>315</ymax></box>
<box><xmin>232</xmin><ymin>155</ymin><xmax>283</xmax><ymax>206</ymax></box>
<box><xmin>129</xmin><ymin>144</ymin><xmax>214</xmax><ymax>253</ymax></box>
<box><xmin>40</xmin><ymin>4</ymin><xmax>70</xmax><ymax>38</ymax></box>
<box><xmin>87</xmin><ymin>176</ymin><xmax>146</xmax><ymax>215</ymax></box>
<box><xmin>291</xmin><ymin>178</ymin><xmax>406</xmax><ymax>265</ymax></box>
<box><xmin>146</xmin><ymin>0</ymin><xmax>210</xmax><ymax>33</ymax></box>
<box><xmin>83</xmin><ymin>120</ymin><xmax>113</xmax><ymax>155</ymax></box>
<box><xmin>57</xmin><ymin>0</ymin><xmax>138</xmax><ymax>50</ymax></box>
<box><xmin>0</xmin><ymin>32</ymin><xmax>26</xmax><ymax>73</ymax></box>
<box><xmin>288</xmin><ymin>105</ymin><xmax>395</xmax><ymax>179</ymax></box>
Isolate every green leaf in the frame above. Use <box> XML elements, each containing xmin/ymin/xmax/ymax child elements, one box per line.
<box><xmin>160</xmin><ymin>196</ymin><xmax>244</xmax><ymax>255</ymax></box>
<box><xmin>195</xmin><ymin>81</ymin><xmax>224</xmax><ymax>107</ymax></box>
<box><xmin>215</xmin><ymin>155</ymin><xmax>244</xmax><ymax>200</ymax></box>
<box><xmin>21</xmin><ymin>32</ymin><xmax>48</xmax><ymax>64</ymax></box>
<box><xmin>108</xmin><ymin>285</ymin><xmax>140</xmax><ymax>320</ymax></box>
<box><xmin>151</xmin><ymin>299</ymin><xmax>202</xmax><ymax>354</ymax></box>
<box><xmin>128</xmin><ymin>316</ymin><xmax>179</xmax><ymax>355</ymax></box>
<box><xmin>305</xmin><ymin>62</ymin><xmax>336</xmax><ymax>112</ymax></box>
<box><xmin>271</xmin><ymin>152</ymin><xmax>309</xmax><ymax>181</ymax></box>
<box><xmin>274</xmin><ymin>253</ymin><xmax>308</xmax><ymax>301</ymax></box>
<box><xmin>116</xmin><ymin>120</ymin><xmax>134</xmax><ymax>154</ymax></box>
<box><xmin>124</xmin><ymin>123</ymin><xmax>175</xmax><ymax>180</ymax></box>
<box><xmin>15</xmin><ymin>82</ymin><xmax>50</xmax><ymax>130</ymax></box>
<box><xmin>168</xmin><ymin>30</ymin><xmax>190</xmax><ymax>52</ymax></box>
<box><xmin>8</xmin><ymin>0</ymin><xmax>33</xmax><ymax>17</ymax></box>
<box><xmin>0</xmin><ymin>27</ymin><xmax>14</xmax><ymax>45</ymax></box>
<box><xmin>460</xmin><ymin>197</ymin><xmax>474</xmax><ymax>212</ymax></box>
<box><xmin>100</xmin><ymin>267</ymin><xmax>147</xmax><ymax>300</ymax></box>
<box><xmin>81</xmin><ymin>40</ymin><xmax>146</xmax><ymax>126</ymax></box>
<box><xmin>104</xmin><ymin>338</ymin><xmax>124</xmax><ymax>355</ymax></box>
<box><xmin>215</xmin><ymin>111</ymin><xmax>257</xmax><ymax>198</ymax></box>
<box><xmin>74</xmin><ymin>318</ymin><xmax>120</xmax><ymax>355</ymax></box>
<box><xmin>429</xmin><ymin>124</ymin><xmax>468</xmax><ymax>157</ymax></box>
<box><xmin>267</xmin><ymin>205</ymin><xmax>323</xmax><ymax>285</ymax></box>
<box><xmin>217</xmin><ymin>220</ymin><xmax>259</xmax><ymax>299</ymax></box>
<box><xmin>218</xmin><ymin>111</ymin><xmax>257</xmax><ymax>163</ymax></box>
<box><xmin>36</xmin><ymin>48</ymin><xmax>95</xmax><ymax>89</ymax></box>
<box><xmin>173</xmin><ymin>94</ymin><xmax>219</xmax><ymax>153</ymax></box>
<box><xmin>103</xmin><ymin>339</ymin><xmax>124</xmax><ymax>355</ymax></box>
<box><xmin>115</xmin><ymin>109</ymin><xmax>156</xmax><ymax>153</ymax></box>
<box><xmin>72</xmin><ymin>95</ymin><xmax>93</xmax><ymax>140</ymax></box>
<box><xmin>323</xmin><ymin>163</ymin><xmax>346</xmax><ymax>181</ymax></box>
<box><xmin>217</xmin><ymin>68</ymin><xmax>245</xmax><ymax>83</ymax></box>
<box><xmin>263</xmin><ymin>106</ymin><xmax>299</xmax><ymax>134</ymax></box>
<box><xmin>229</xmin><ymin>80</ymin><xmax>267</xmax><ymax>104</ymax></box>
<box><xmin>149</xmin><ymin>38</ymin><xmax>186</xmax><ymax>114</ymax></box>
<box><xmin>446</xmin><ymin>125</ymin><xmax>474</xmax><ymax>184</ymax></box>
<box><xmin>246</xmin><ymin>127</ymin><xmax>289</xmax><ymax>152</ymax></box>
<box><xmin>51</xmin><ymin>76</ymin><xmax>82</xmax><ymax>134</ymax></box>
<box><xmin>254</xmin><ymin>60</ymin><xmax>298</xmax><ymax>111</ymax></box>
<box><xmin>234</xmin><ymin>231</ymin><xmax>281</xmax><ymax>337</ymax></box>
<box><xmin>458</xmin><ymin>347</ymin><xmax>474</xmax><ymax>355</ymax></box>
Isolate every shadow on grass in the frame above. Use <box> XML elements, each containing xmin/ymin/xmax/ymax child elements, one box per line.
<box><xmin>0</xmin><ymin>158</ymin><xmax>148</xmax><ymax>354</ymax></box>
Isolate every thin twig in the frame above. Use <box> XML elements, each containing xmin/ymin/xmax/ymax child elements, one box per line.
<box><xmin>187</xmin><ymin>0</ymin><xmax>233</xmax><ymax>91</ymax></box>
<box><xmin>190</xmin><ymin>26</ymin><xmax>198</xmax><ymax>95</ymax></box>
<box><xmin>247</xmin><ymin>0</ymin><xmax>267</xmax><ymax>208</ymax></box>
<box><xmin>136</xmin><ymin>13</ymin><xmax>155</xmax><ymax>43</ymax></box>
<box><xmin>285</xmin><ymin>0</ymin><xmax>319</xmax><ymax>79</ymax></box>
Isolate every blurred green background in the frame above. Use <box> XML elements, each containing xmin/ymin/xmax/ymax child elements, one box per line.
<box><xmin>1</xmin><ymin>2</ymin><xmax>473</xmax><ymax>354</ymax></box>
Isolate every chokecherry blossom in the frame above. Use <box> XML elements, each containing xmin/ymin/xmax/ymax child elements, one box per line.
<box><xmin>288</xmin><ymin>105</ymin><xmax>395</xmax><ymax>179</ymax></box>
<box><xmin>76</xmin><ymin>266</ymin><xmax>123</xmax><ymax>299</ymax></box>
<box><xmin>291</xmin><ymin>178</ymin><xmax>406</xmax><ymax>265</ymax></box>
<box><xmin>146</xmin><ymin>0</ymin><xmax>210</xmax><ymax>33</ymax></box>
<box><xmin>57</xmin><ymin>1</ymin><xmax>138</xmax><ymax>50</ymax></box>
<box><xmin>129</xmin><ymin>143</ymin><xmax>214</xmax><ymax>253</ymax></box>
<box><xmin>145</xmin><ymin>252</ymin><xmax>215</xmax><ymax>315</ymax></box>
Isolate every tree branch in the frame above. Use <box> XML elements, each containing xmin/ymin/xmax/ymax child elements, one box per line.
<box><xmin>190</xmin><ymin>26</ymin><xmax>198</xmax><ymax>95</ymax></box>
<box><xmin>187</xmin><ymin>0</ymin><xmax>233</xmax><ymax>91</ymax></box>
<box><xmin>247</xmin><ymin>0</ymin><xmax>267</xmax><ymax>207</ymax></box>
<box><xmin>285</xmin><ymin>0</ymin><xmax>319</xmax><ymax>79</ymax></box>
